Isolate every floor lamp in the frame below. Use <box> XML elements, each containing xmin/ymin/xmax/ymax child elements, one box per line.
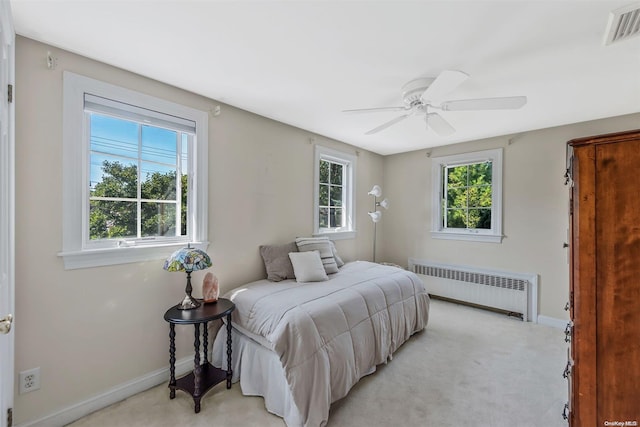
<box><xmin>368</xmin><ymin>185</ymin><xmax>389</xmax><ymax>263</ymax></box>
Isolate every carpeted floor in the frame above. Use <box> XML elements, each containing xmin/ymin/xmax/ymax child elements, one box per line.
<box><xmin>67</xmin><ymin>299</ymin><xmax>568</xmax><ymax>427</ymax></box>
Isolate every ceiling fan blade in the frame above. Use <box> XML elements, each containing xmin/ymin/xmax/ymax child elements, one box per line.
<box><xmin>427</xmin><ymin>113</ymin><xmax>456</xmax><ymax>136</ymax></box>
<box><xmin>440</xmin><ymin>96</ymin><xmax>527</xmax><ymax>111</ymax></box>
<box><xmin>343</xmin><ymin>106</ymin><xmax>408</xmax><ymax>114</ymax></box>
<box><xmin>365</xmin><ymin>113</ymin><xmax>412</xmax><ymax>135</ymax></box>
<box><xmin>421</xmin><ymin>70</ymin><xmax>469</xmax><ymax>102</ymax></box>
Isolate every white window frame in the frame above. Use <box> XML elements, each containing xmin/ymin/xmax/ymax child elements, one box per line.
<box><xmin>431</xmin><ymin>148</ymin><xmax>503</xmax><ymax>243</ymax></box>
<box><xmin>313</xmin><ymin>145</ymin><xmax>356</xmax><ymax>240</ymax></box>
<box><xmin>60</xmin><ymin>72</ymin><xmax>208</xmax><ymax>269</ymax></box>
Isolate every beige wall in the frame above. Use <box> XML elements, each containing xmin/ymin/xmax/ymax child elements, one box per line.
<box><xmin>14</xmin><ymin>34</ymin><xmax>640</xmax><ymax>425</ymax></box>
<box><xmin>14</xmin><ymin>36</ymin><xmax>383</xmax><ymax>424</ymax></box>
<box><xmin>379</xmin><ymin>112</ymin><xmax>640</xmax><ymax>320</ymax></box>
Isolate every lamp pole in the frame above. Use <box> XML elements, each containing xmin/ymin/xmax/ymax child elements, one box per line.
<box><xmin>368</xmin><ymin>185</ymin><xmax>387</xmax><ymax>264</ymax></box>
<box><xmin>373</xmin><ymin>195</ymin><xmax>377</xmax><ymax>263</ymax></box>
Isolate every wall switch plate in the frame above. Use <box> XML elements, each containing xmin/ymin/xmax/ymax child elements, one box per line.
<box><xmin>19</xmin><ymin>367</ymin><xmax>41</xmax><ymax>394</ymax></box>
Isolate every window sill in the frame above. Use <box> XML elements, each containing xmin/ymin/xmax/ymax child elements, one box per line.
<box><xmin>313</xmin><ymin>230</ymin><xmax>356</xmax><ymax>240</ymax></box>
<box><xmin>431</xmin><ymin>231</ymin><xmax>503</xmax><ymax>243</ymax></box>
<box><xmin>58</xmin><ymin>241</ymin><xmax>210</xmax><ymax>270</ymax></box>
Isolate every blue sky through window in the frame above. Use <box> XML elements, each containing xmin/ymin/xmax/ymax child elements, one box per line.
<box><xmin>89</xmin><ymin>114</ymin><xmax>180</xmax><ymax>190</ymax></box>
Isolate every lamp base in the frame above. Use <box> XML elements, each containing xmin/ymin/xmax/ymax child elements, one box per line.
<box><xmin>177</xmin><ymin>294</ymin><xmax>201</xmax><ymax>310</ymax></box>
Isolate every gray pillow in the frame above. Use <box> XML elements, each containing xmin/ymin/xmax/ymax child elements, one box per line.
<box><xmin>260</xmin><ymin>242</ymin><xmax>298</xmax><ymax>281</ymax></box>
<box><xmin>295</xmin><ymin>237</ymin><xmax>339</xmax><ymax>274</ymax></box>
<box><xmin>330</xmin><ymin>240</ymin><xmax>344</xmax><ymax>268</ymax></box>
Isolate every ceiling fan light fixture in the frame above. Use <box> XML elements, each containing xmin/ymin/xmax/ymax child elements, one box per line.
<box><xmin>401</xmin><ymin>77</ymin><xmax>435</xmax><ymax>106</ymax></box>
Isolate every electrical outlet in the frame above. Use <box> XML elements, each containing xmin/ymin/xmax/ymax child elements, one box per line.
<box><xmin>19</xmin><ymin>367</ymin><xmax>41</xmax><ymax>394</ymax></box>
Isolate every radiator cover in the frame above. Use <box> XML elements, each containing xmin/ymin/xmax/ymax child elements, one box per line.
<box><xmin>408</xmin><ymin>258</ymin><xmax>538</xmax><ymax>322</ymax></box>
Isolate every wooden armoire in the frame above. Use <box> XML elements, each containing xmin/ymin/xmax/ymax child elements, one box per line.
<box><xmin>565</xmin><ymin>129</ymin><xmax>640</xmax><ymax>426</ymax></box>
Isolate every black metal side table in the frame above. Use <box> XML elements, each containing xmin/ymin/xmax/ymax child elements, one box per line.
<box><xmin>163</xmin><ymin>298</ymin><xmax>235</xmax><ymax>413</ymax></box>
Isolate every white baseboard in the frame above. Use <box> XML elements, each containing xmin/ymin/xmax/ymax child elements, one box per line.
<box><xmin>537</xmin><ymin>315</ymin><xmax>568</xmax><ymax>329</ymax></box>
<box><xmin>16</xmin><ymin>356</ymin><xmax>194</xmax><ymax>427</ymax></box>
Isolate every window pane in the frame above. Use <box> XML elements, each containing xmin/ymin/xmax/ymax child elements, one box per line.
<box><xmin>180</xmin><ymin>172</ymin><xmax>188</xmax><ymax>236</ymax></box>
<box><xmin>447</xmin><ymin>165</ymin><xmax>467</xmax><ymax>188</ymax></box>
<box><xmin>446</xmin><ymin>187</ymin><xmax>467</xmax><ymax>209</ymax></box>
<box><xmin>90</xmin><ymin>114</ymin><xmax>138</xmax><ymax>159</ymax></box>
<box><xmin>319</xmin><ymin>207</ymin><xmax>328</xmax><ymax>228</ymax></box>
<box><xmin>179</xmin><ymin>134</ymin><xmax>189</xmax><ymax>236</ymax></box>
<box><xmin>181</xmin><ymin>134</ymin><xmax>189</xmax><ymax>174</ymax></box>
<box><xmin>319</xmin><ymin>184</ymin><xmax>329</xmax><ymax>206</ymax></box>
<box><xmin>468</xmin><ymin>208</ymin><xmax>492</xmax><ymax>229</ymax></box>
<box><xmin>330</xmin><ymin>208</ymin><xmax>342</xmax><ymax>228</ymax></box>
<box><xmin>141</xmin><ymin>202</ymin><xmax>177</xmax><ymax>237</ymax></box>
<box><xmin>446</xmin><ymin>209</ymin><xmax>466</xmax><ymax>228</ymax></box>
<box><xmin>314</xmin><ymin>148</ymin><xmax>355</xmax><ymax>235</ymax></box>
<box><xmin>141</xmin><ymin>162</ymin><xmax>177</xmax><ymax>200</ymax></box>
<box><xmin>89</xmin><ymin>200</ymin><xmax>137</xmax><ymax>240</ymax></box>
<box><xmin>319</xmin><ymin>160</ymin><xmax>329</xmax><ymax>183</ymax></box>
<box><xmin>432</xmin><ymin>149</ymin><xmax>502</xmax><ymax>240</ymax></box>
<box><xmin>90</xmin><ymin>157</ymin><xmax>137</xmax><ymax>198</ymax></box>
<box><xmin>141</xmin><ymin>125</ymin><xmax>177</xmax><ymax>165</ymax></box>
<box><xmin>468</xmin><ymin>161</ymin><xmax>492</xmax><ymax>184</ymax></box>
<box><xmin>330</xmin><ymin>163</ymin><xmax>343</xmax><ymax>185</ymax></box>
<box><xmin>330</xmin><ymin>185</ymin><xmax>342</xmax><ymax>206</ymax></box>
<box><xmin>445</xmin><ymin>161</ymin><xmax>493</xmax><ymax>230</ymax></box>
<box><xmin>468</xmin><ymin>185</ymin><xmax>492</xmax><ymax>208</ymax></box>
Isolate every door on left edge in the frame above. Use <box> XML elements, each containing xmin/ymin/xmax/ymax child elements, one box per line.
<box><xmin>0</xmin><ymin>1</ymin><xmax>15</xmax><ymax>426</ymax></box>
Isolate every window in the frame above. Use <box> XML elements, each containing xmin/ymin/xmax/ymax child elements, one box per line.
<box><xmin>313</xmin><ymin>146</ymin><xmax>356</xmax><ymax>239</ymax></box>
<box><xmin>60</xmin><ymin>72</ymin><xmax>208</xmax><ymax>269</ymax></box>
<box><xmin>431</xmin><ymin>148</ymin><xmax>503</xmax><ymax>243</ymax></box>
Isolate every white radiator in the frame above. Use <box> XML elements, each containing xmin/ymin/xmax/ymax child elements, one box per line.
<box><xmin>408</xmin><ymin>258</ymin><xmax>538</xmax><ymax>322</ymax></box>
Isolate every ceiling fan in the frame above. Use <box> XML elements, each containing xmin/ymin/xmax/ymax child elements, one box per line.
<box><xmin>343</xmin><ymin>70</ymin><xmax>527</xmax><ymax>136</ymax></box>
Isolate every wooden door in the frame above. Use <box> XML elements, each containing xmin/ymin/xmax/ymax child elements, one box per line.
<box><xmin>595</xmin><ymin>139</ymin><xmax>640</xmax><ymax>423</ymax></box>
<box><xmin>570</xmin><ymin>144</ymin><xmax>597</xmax><ymax>426</ymax></box>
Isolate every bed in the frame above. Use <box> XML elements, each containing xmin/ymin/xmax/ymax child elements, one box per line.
<box><xmin>211</xmin><ymin>259</ymin><xmax>430</xmax><ymax>427</ymax></box>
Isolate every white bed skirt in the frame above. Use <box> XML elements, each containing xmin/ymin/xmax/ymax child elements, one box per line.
<box><xmin>211</xmin><ymin>325</ymin><xmax>376</xmax><ymax>427</ymax></box>
<box><xmin>211</xmin><ymin>325</ymin><xmax>304</xmax><ymax>426</ymax></box>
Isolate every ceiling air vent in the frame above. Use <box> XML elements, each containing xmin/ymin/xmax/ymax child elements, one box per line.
<box><xmin>604</xmin><ymin>3</ymin><xmax>640</xmax><ymax>45</ymax></box>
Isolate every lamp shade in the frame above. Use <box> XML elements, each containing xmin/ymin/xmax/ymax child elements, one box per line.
<box><xmin>368</xmin><ymin>211</ymin><xmax>382</xmax><ymax>223</ymax></box>
<box><xmin>368</xmin><ymin>185</ymin><xmax>382</xmax><ymax>198</ymax></box>
<box><xmin>378</xmin><ymin>198</ymin><xmax>390</xmax><ymax>209</ymax></box>
<box><xmin>163</xmin><ymin>247</ymin><xmax>212</xmax><ymax>272</ymax></box>
<box><xmin>163</xmin><ymin>246</ymin><xmax>212</xmax><ymax>310</ymax></box>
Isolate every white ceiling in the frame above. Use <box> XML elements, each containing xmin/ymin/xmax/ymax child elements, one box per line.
<box><xmin>10</xmin><ymin>0</ymin><xmax>640</xmax><ymax>155</ymax></box>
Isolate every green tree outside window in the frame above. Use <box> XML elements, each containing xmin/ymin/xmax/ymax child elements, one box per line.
<box><xmin>318</xmin><ymin>159</ymin><xmax>343</xmax><ymax>229</ymax></box>
<box><xmin>443</xmin><ymin>161</ymin><xmax>492</xmax><ymax>230</ymax></box>
<box><xmin>89</xmin><ymin>160</ymin><xmax>188</xmax><ymax>240</ymax></box>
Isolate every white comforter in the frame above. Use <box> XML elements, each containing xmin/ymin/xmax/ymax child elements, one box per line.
<box><xmin>226</xmin><ymin>261</ymin><xmax>430</xmax><ymax>427</ymax></box>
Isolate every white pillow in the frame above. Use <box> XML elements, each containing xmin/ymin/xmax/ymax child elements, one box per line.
<box><xmin>288</xmin><ymin>251</ymin><xmax>329</xmax><ymax>283</ymax></box>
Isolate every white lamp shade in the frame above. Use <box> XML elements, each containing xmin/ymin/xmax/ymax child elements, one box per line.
<box><xmin>368</xmin><ymin>211</ymin><xmax>382</xmax><ymax>223</ymax></box>
<box><xmin>368</xmin><ymin>185</ymin><xmax>382</xmax><ymax>198</ymax></box>
<box><xmin>378</xmin><ymin>198</ymin><xmax>390</xmax><ymax>209</ymax></box>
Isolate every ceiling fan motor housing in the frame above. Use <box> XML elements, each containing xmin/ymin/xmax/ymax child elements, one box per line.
<box><xmin>401</xmin><ymin>77</ymin><xmax>435</xmax><ymax>107</ymax></box>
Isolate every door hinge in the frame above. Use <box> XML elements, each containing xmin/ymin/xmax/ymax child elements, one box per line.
<box><xmin>7</xmin><ymin>408</ymin><xmax>12</xmax><ymax>427</ymax></box>
<box><xmin>570</xmin><ymin>291</ymin><xmax>573</xmax><ymax>312</ymax></box>
<box><xmin>7</xmin><ymin>84</ymin><xmax>13</xmax><ymax>103</ymax></box>
<box><xmin>564</xmin><ymin>145</ymin><xmax>574</xmax><ymax>186</ymax></box>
